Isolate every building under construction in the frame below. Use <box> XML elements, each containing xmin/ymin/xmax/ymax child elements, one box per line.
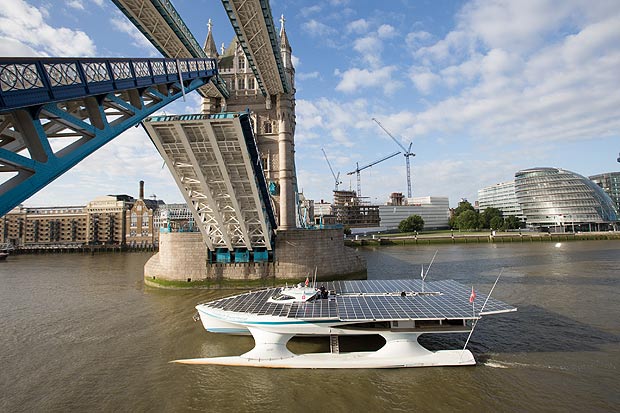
<box><xmin>331</xmin><ymin>190</ymin><xmax>380</xmax><ymax>228</ymax></box>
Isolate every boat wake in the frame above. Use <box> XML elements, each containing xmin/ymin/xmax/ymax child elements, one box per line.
<box><xmin>483</xmin><ymin>359</ymin><xmax>566</xmax><ymax>370</ymax></box>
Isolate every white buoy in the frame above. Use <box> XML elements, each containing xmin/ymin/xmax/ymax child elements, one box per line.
<box><xmin>555</xmin><ymin>242</ymin><xmax>562</xmax><ymax>248</ymax></box>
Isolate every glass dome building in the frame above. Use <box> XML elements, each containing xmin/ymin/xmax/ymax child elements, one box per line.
<box><xmin>515</xmin><ymin>167</ymin><xmax>618</xmax><ymax>231</ymax></box>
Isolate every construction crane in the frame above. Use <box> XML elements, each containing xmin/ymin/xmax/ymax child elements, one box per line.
<box><xmin>321</xmin><ymin>148</ymin><xmax>342</xmax><ymax>191</ymax></box>
<box><xmin>347</xmin><ymin>151</ymin><xmax>400</xmax><ymax>197</ymax></box>
<box><xmin>372</xmin><ymin>118</ymin><xmax>415</xmax><ymax>198</ymax></box>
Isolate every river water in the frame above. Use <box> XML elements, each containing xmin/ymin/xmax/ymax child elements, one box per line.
<box><xmin>1</xmin><ymin>240</ymin><xmax>618</xmax><ymax>412</ymax></box>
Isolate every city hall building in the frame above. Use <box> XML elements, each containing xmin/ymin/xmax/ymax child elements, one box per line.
<box><xmin>477</xmin><ymin>168</ymin><xmax>618</xmax><ymax>231</ymax></box>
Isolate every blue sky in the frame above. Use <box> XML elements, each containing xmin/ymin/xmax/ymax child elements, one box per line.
<box><xmin>1</xmin><ymin>0</ymin><xmax>619</xmax><ymax>207</ymax></box>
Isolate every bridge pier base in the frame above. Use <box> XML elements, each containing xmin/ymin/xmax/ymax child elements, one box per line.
<box><xmin>144</xmin><ymin>228</ymin><xmax>367</xmax><ymax>284</ymax></box>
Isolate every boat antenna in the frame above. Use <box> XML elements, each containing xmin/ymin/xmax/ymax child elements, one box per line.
<box><xmin>421</xmin><ymin>250</ymin><xmax>438</xmax><ymax>292</ymax></box>
<box><xmin>424</xmin><ymin>250</ymin><xmax>438</xmax><ymax>279</ymax></box>
<box><xmin>459</xmin><ymin>268</ymin><xmax>504</xmax><ymax>362</ymax></box>
<box><xmin>313</xmin><ymin>266</ymin><xmax>318</xmax><ymax>288</ymax></box>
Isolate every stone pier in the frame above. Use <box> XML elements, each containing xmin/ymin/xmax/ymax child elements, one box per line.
<box><xmin>144</xmin><ymin>228</ymin><xmax>367</xmax><ymax>284</ymax></box>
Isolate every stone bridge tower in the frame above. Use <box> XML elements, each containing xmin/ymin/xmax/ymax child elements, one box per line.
<box><xmin>200</xmin><ymin>17</ymin><xmax>296</xmax><ymax>230</ymax></box>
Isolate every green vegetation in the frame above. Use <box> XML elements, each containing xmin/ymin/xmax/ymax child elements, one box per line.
<box><xmin>450</xmin><ymin>200</ymin><xmax>524</xmax><ymax>231</ymax></box>
<box><xmin>398</xmin><ymin>214</ymin><xmax>425</xmax><ymax>232</ymax></box>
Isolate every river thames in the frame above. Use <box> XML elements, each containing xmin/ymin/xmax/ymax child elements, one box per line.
<box><xmin>1</xmin><ymin>240</ymin><xmax>618</xmax><ymax>412</ymax></box>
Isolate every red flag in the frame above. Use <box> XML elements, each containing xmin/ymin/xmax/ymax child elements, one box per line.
<box><xmin>305</xmin><ymin>277</ymin><xmax>309</xmax><ymax>287</ymax></box>
<box><xmin>469</xmin><ymin>286</ymin><xmax>476</xmax><ymax>303</ymax></box>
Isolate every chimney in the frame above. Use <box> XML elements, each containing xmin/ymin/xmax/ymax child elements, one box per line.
<box><xmin>139</xmin><ymin>180</ymin><xmax>144</xmax><ymax>199</ymax></box>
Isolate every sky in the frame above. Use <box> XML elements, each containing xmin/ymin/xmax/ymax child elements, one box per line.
<box><xmin>1</xmin><ymin>0</ymin><xmax>619</xmax><ymax>208</ymax></box>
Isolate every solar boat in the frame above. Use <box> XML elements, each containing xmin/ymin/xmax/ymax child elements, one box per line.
<box><xmin>175</xmin><ymin>279</ymin><xmax>516</xmax><ymax>368</ymax></box>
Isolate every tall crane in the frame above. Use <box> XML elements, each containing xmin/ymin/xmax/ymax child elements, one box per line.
<box><xmin>321</xmin><ymin>148</ymin><xmax>342</xmax><ymax>191</ymax></box>
<box><xmin>372</xmin><ymin>118</ymin><xmax>415</xmax><ymax>198</ymax></box>
<box><xmin>347</xmin><ymin>151</ymin><xmax>401</xmax><ymax>197</ymax></box>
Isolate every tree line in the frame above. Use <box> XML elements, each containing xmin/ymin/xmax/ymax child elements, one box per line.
<box><xmin>449</xmin><ymin>200</ymin><xmax>523</xmax><ymax>231</ymax></box>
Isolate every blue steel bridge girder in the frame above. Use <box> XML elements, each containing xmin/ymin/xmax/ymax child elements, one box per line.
<box><xmin>112</xmin><ymin>0</ymin><xmax>230</xmax><ymax>99</ymax></box>
<box><xmin>0</xmin><ymin>57</ymin><xmax>217</xmax><ymax>217</ymax></box>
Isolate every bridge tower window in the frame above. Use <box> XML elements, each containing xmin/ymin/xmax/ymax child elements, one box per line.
<box><xmin>237</xmin><ymin>56</ymin><xmax>245</xmax><ymax>70</ymax></box>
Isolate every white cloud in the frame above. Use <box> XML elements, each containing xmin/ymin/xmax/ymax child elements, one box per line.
<box><xmin>377</xmin><ymin>24</ymin><xmax>396</xmax><ymax>39</ymax></box>
<box><xmin>291</xmin><ymin>54</ymin><xmax>300</xmax><ymax>67</ymax></box>
<box><xmin>66</xmin><ymin>0</ymin><xmax>84</xmax><ymax>10</ymax></box>
<box><xmin>110</xmin><ymin>14</ymin><xmax>158</xmax><ymax>55</ymax></box>
<box><xmin>353</xmin><ymin>36</ymin><xmax>383</xmax><ymax>67</ymax></box>
<box><xmin>0</xmin><ymin>0</ymin><xmax>95</xmax><ymax>56</ymax></box>
<box><xmin>335</xmin><ymin>66</ymin><xmax>398</xmax><ymax>94</ymax></box>
<box><xmin>403</xmin><ymin>0</ymin><xmax>620</xmax><ymax>147</ymax></box>
<box><xmin>300</xmin><ymin>5</ymin><xmax>321</xmax><ymax>17</ymax></box>
<box><xmin>0</xmin><ymin>36</ymin><xmax>40</xmax><ymax>56</ymax></box>
<box><xmin>415</xmin><ymin>30</ymin><xmax>471</xmax><ymax>64</ymax></box>
<box><xmin>405</xmin><ymin>31</ymin><xmax>432</xmax><ymax>50</ymax></box>
<box><xmin>347</xmin><ymin>18</ymin><xmax>369</xmax><ymax>34</ymax></box>
<box><xmin>296</xmin><ymin>98</ymin><xmax>374</xmax><ymax>147</ymax></box>
<box><xmin>408</xmin><ymin>66</ymin><xmax>441</xmax><ymax>94</ymax></box>
<box><xmin>302</xmin><ymin>19</ymin><xmax>337</xmax><ymax>37</ymax></box>
<box><xmin>298</xmin><ymin>71</ymin><xmax>321</xmax><ymax>81</ymax></box>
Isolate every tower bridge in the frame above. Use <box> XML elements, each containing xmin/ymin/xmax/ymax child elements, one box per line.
<box><xmin>0</xmin><ymin>0</ymin><xmax>366</xmax><ymax>280</ymax></box>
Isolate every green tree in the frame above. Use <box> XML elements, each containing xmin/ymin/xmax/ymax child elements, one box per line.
<box><xmin>504</xmin><ymin>215</ymin><xmax>522</xmax><ymax>229</ymax></box>
<box><xmin>449</xmin><ymin>215</ymin><xmax>458</xmax><ymax>229</ymax></box>
<box><xmin>454</xmin><ymin>200</ymin><xmax>475</xmax><ymax>217</ymax></box>
<box><xmin>456</xmin><ymin>210</ymin><xmax>479</xmax><ymax>230</ymax></box>
<box><xmin>343</xmin><ymin>226</ymin><xmax>352</xmax><ymax>236</ymax></box>
<box><xmin>398</xmin><ymin>214</ymin><xmax>425</xmax><ymax>232</ymax></box>
<box><xmin>489</xmin><ymin>216</ymin><xmax>504</xmax><ymax>230</ymax></box>
<box><xmin>480</xmin><ymin>207</ymin><xmax>503</xmax><ymax>229</ymax></box>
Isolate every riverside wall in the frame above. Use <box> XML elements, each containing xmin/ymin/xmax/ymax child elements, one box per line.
<box><xmin>144</xmin><ymin>228</ymin><xmax>367</xmax><ymax>284</ymax></box>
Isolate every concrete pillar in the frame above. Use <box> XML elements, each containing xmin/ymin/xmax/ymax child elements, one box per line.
<box><xmin>277</xmin><ymin>93</ymin><xmax>295</xmax><ymax>229</ymax></box>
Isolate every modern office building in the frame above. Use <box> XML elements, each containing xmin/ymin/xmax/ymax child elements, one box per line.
<box><xmin>514</xmin><ymin>167</ymin><xmax>617</xmax><ymax>231</ymax></box>
<box><xmin>477</xmin><ymin>181</ymin><xmax>523</xmax><ymax>217</ymax></box>
<box><xmin>589</xmin><ymin>172</ymin><xmax>620</xmax><ymax>213</ymax></box>
<box><xmin>378</xmin><ymin>196</ymin><xmax>450</xmax><ymax>230</ymax></box>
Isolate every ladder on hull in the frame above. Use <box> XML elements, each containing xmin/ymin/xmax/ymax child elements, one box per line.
<box><xmin>330</xmin><ymin>335</ymin><xmax>340</xmax><ymax>354</ymax></box>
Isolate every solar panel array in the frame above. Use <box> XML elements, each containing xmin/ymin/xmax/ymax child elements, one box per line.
<box><xmin>325</xmin><ymin>279</ymin><xmax>430</xmax><ymax>294</ymax></box>
<box><xmin>201</xmin><ymin>280</ymin><xmax>516</xmax><ymax>321</ymax></box>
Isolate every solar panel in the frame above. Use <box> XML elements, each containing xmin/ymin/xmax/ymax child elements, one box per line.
<box><xmin>326</xmin><ymin>279</ymin><xmax>438</xmax><ymax>294</ymax></box>
<box><xmin>200</xmin><ymin>280</ymin><xmax>516</xmax><ymax>322</ymax></box>
<box><xmin>287</xmin><ymin>299</ymin><xmax>337</xmax><ymax>319</ymax></box>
